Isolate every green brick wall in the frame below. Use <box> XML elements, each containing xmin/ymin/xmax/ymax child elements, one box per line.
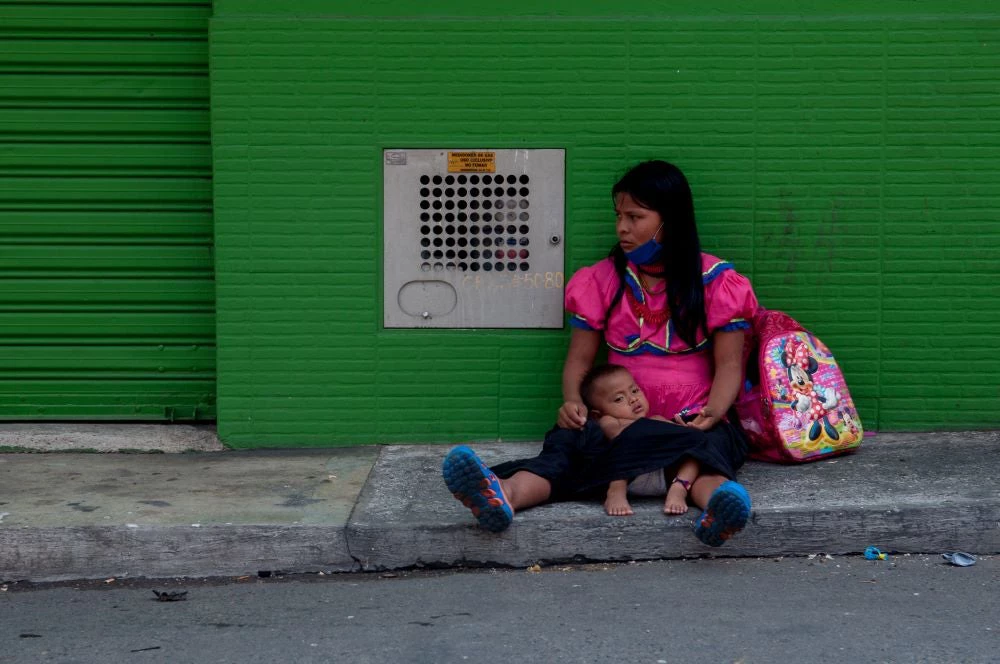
<box><xmin>211</xmin><ymin>2</ymin><xmax>1000</xmax><ymax>447</ymax></box>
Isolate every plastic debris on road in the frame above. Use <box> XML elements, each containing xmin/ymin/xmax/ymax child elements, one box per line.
<box><xmin>864</xmin><ymin>546</ymin><xmax>888</xmax><ymax>561</ymax></box>
<box><xmin>941</xmin><ymin>552</ymin><xmax>976</xmax><ymax>567</ymax></box>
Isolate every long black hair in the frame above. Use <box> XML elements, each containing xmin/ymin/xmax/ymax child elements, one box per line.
<box><xmin>605</xmin><ymin>160</ymin><xmax>708</xmax><ymax>347</ymax></box>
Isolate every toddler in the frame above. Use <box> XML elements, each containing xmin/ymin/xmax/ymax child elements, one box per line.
<box><xmin>580</xmin><ymin>364</ymin><xmax>700</xmax><ymax>517</ymax></box>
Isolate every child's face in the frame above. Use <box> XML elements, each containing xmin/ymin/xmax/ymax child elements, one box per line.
<box><xmin>591</xmin><ymin>371</ymin><xmax>649</xmax><ymax>420</ymax></box>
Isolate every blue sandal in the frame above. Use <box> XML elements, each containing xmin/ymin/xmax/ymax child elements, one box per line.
<box><xmin>694</xmin><ymin>480</ymin><xmax>751</xmax><ymax>547</ymax></box>
<box><xmin>442</xmin><ymin>446</ymin><xmax>514</xmax><ymax>533</ymax></box>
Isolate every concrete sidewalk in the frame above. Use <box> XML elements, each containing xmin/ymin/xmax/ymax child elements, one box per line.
<box><xmin>1</xmin><ymin>431</ymin><xmax>998</xmax><ymax>582</ymax></box>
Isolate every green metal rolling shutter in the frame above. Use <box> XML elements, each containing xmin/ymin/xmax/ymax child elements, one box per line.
<box><xmin>0</xmin><ymin>1</ymin><xmax>215</xmax><ymax>420</ymax></box>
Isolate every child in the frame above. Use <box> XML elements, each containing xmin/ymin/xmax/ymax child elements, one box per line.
<box><xmin>579</xmin><ymin>364</ymin><xmax>700</xmax><ymax>517</ymax></box>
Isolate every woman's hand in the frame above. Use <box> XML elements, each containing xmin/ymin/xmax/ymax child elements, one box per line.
<box><xmin>674</xmin><ymin>411</ymin><xmax>719</xmax><ymax>431</ymax></box>
<box><xmin>557</xmin><ymin>401</ymin><xmax>589</xmax><ymax>430</ymax></box>
<box><xmin>559</xmin><ymin>329</ymin><xmax>600</xmax><ymax>430</ymax></box>
<box><xmin>672</xmin><ymin>329</ymin><xmax>746</xmax><ymax>432</ymax></box>
<box><xmin>672</xmin><ymin>407</ymin><xmax>719</xmax><ymax>431</ymax></box>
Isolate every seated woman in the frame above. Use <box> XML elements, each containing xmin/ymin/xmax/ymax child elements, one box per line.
<box><xmin>442</xmin><ymin>159</ymin><xmax>757</xmax><ymax>547</ymax></box>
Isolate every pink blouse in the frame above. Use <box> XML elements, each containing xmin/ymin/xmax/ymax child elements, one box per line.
<box><xmin>566</xmin><ymin>253</ymin><xmax>760</xmax><ymax>420</ymax></box>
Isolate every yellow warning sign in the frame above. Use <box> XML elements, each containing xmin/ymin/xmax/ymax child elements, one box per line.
<box><xmin>447</xmin><ymin>151</ymin><xmax>496</xmax><ymax>173</ymax></box>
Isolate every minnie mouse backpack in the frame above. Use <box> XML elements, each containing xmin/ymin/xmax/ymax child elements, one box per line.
<box><xmin>734</xmin><ymin>309</ymin><xmax>864</xmax><ymax>463</ymax></box>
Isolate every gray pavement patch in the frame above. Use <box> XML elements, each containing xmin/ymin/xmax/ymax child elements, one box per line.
<box><xmin>0</xmin><ymin>447</ymin><xmax>380</xmax><ymax>581</ymax></box>
<box><xmin>0</xmin><ymin>423</ymin><xmax>223</xmax><ymax>453</ymax></box>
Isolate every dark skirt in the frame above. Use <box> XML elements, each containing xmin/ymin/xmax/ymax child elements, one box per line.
<box><xmin>491</xmin><ymin>417</ymin><xmax>748</xmax><ymax>502</ymax></box>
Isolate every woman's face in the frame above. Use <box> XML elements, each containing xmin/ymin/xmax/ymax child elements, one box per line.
<box><xmin>614</xmin><ymin>193</ymin><xmax>663</xmax><ymax>252</ymax></box>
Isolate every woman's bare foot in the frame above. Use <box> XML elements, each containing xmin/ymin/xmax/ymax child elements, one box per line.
<box><xmin>604</xmin><ymin>494</ymin><xmax>634</xmax><ymax>516</ymax></box>
<box><xmin>664</xmin><ymin>479</ymin><xmax>690</xmax><ymax>515</ymax></box>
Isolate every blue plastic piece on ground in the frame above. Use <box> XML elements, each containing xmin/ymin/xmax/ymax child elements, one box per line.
<box><xmin>864</xmin><ymin>546</ymin><xmax>888</xmax><ymax>560</ymax></box>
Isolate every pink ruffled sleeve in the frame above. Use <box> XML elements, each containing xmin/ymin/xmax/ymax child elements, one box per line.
<box><xmin>705</xmin><ymin>267</ymin><xmax>759</xmax><ymax>334</ymax></box>
<box><xmin>564</xmin><ymin>264</ymin><xmax>609</xmax><ymax>331</ymax></box>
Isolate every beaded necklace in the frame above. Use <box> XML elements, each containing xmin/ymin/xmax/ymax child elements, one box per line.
<box><xmin>625</xmin><ymin>282</ymin><xmax>670</xmax><ymax>326</ymax></box>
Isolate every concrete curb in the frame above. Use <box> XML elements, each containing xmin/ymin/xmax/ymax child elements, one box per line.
<box><xmin>1</xmin><ymin>431</ymin><xmax>997</xmax><ymax>582</ymax></box>
<box><xmin>0</xmin><ymin>525</ymin><xmax>354</xmax><ymax>582</ymax></box>
<box><xmin>347</xmin><ymin>434</ymin><xmax>1000</xmax><ymax>570</ymax></box>
<box><xmin>0</xmin><ymin>448</ymin><xmax>376</xmax><ymax>582</ymax></box>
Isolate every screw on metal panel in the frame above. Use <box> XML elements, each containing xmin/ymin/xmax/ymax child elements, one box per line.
<box><xmin>549</xmin><ymin>235</ymin><xmax>561</xmax><ymax>245</ymax></box>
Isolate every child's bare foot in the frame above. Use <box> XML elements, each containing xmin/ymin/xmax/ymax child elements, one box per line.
<box><xmin>664</xmin><ymin>478</ymin><xmax>691</xmax><ymax>515</ymax></box>
<box><xmin>604</xmin><ymin>495</ymin><xmax>634</xmax><ymax>516</ymax></box>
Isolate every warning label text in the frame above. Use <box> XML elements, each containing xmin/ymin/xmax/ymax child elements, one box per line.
<box><xmin>447</xmin><ymin>151</ymin><xmax>496</xmax><ymax>173</ymax></box>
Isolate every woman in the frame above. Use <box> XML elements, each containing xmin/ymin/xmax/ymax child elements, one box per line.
<box><xmin>442</xmin><ymin>160</ymin><xmax>758</xmax><ymax>546</ymax></box>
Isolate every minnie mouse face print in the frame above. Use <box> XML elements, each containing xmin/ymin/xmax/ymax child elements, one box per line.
<box><xmin>781</xmin><ymin>339</ymin><xmax>842</xmax><ymax>451</ymax></box>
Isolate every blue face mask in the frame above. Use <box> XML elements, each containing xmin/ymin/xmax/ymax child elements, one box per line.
<box><xmin>624</xmin><ymin>224</ymin><xmax>664</xmax><ymax>265</ymax></box>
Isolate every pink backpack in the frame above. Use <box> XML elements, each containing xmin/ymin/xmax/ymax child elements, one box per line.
<box><xmin>734</xmin><ymin>309</ymin><xmax>864</xmax><ymax>463</ymax></box>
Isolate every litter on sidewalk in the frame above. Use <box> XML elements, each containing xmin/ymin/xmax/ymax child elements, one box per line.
<box><xmin>940</xmin><ymin>552</ymin><xmax>976</xmax><ymax>567</ymax></box>
<box><xmin>864</xmin><ymin>546</ymin><xmax>888</xmax><ymax>561</ymax></box>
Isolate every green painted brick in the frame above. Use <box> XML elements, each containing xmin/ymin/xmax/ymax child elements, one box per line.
<box><xmin>212</xmin><ymin>6</ymin><xmax>1000</xmax><ymax>446</ymax></box>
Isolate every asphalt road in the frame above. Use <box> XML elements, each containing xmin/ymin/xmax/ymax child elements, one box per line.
<box><xmin>2</xmin><ymin>555</ymin><xmax>997</xmax><ymax>663</ymax></box>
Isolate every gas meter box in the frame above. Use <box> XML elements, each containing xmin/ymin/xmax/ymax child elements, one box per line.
<box><xmin>383</xmin><ymin>148</ymin><xmax>565</xmax><ymax>328</ymax></box>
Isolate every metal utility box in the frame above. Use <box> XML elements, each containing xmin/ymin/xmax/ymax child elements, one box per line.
<box><xmin>383</xmin><ymin>148</ymin><xmax>565</xmax><ymax>328</ymax></box>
